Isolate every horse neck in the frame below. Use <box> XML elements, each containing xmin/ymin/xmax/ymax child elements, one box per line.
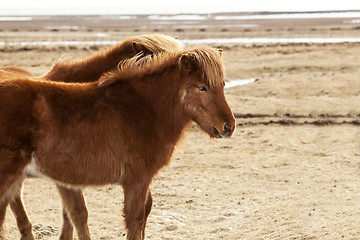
<box><xmin>44</xmin><ymin>44</ymin><xmax>133</xmax><ymax>83</ymax></box>
<box><xmin>132</xmin><ymin>69</ymin><xmax>191</xmax><ymax>142</ymax></box>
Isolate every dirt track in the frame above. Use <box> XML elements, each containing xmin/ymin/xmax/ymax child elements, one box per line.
<box><xmin>2</xmin><ymin>13</ymin><xmax>360</xmax><ymax>239</ymax></box>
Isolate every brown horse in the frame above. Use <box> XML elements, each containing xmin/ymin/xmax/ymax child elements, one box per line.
<box><xmin>0</xmin><ymin>34</ymin><xmax>183</xmax><ymax>240</ymax></box>
<box><xmin>0</xmin><ymin>46</ymin><xmax>235</xmax><ymax>240</ymax></box>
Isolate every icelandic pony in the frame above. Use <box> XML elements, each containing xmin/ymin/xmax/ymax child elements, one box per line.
<box><xmin>0</xmin><ymin>34</ymin><xmax>183</xmax><ymax>240</ymax></box>
<box><xmin>0</xmin><ymin>47</ymin><xmax>235</xmax><ymax>240</ymax></box>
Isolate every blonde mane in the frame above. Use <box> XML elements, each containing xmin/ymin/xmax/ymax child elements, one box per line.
<box><xmin>129</xmin><ymin>34</ymin><xmax>184</xmax><ymax>54</ymax></box>
<box><xmin>98</xmin><ymin>46</ymin><xmax>224</xmax><ymax>88</ymax></box>
<box><xmin>184</xmin><ymin>47</ymin><xmax>225</xmax><ymax>89</ymax></box>
<box><xmin>51</xmin><ymin>34</ymin><xmax>184</xmax><ymax>68</ymax></box>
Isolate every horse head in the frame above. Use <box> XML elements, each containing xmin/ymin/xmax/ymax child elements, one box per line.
<box><xmin>178</xmin><ymin>47</ymin><xmax>235</xmax><ymax>138</ymax></box>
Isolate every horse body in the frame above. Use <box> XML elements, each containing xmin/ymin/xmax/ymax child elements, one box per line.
<box><xmin>16</xmin><ymin>68</ymin><xmax>186</xmax><ymax>187</ymax></box>
<box><xmin>32</xmin><ymin>83</ymin><xmax>123</xmax><ymax>185</ymax></box>
<box><xmin>33</xmin><ymin>85</ymin><xmax>145</xmax><ymax>185</ymax></box>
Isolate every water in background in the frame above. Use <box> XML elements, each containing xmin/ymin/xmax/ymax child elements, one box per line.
<box><xmin>1</xmin><ymin>11</ymin><xmax>360</xmax><ymax>46</ymax></box>
<box><xmin>2</xmin><ymin>38</ymin><xmax>360</xmax><ymax>47</ymax></box>
<box><xmin>2</xmin><ymin>11</ymin><xmax>360</xmax><ymax>21</ymax></box>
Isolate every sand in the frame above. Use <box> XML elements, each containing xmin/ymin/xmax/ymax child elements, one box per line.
<box><xmin>1</xmin><ymin>13</ymin><xmax>360</xmax><ymax>239</ymax></box>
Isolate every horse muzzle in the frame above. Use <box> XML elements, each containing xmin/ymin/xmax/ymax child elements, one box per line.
<box><xmin>213</xmin><ymin>121</ymin><xmax>235</xmax><ymax>138</ymax></box>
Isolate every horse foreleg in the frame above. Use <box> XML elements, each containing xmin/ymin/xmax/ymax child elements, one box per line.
<box><xmin>59</xmin><ymin>209</ymin><xmax>73</xmax><ymax>240</ymax></box>
<box><xmin>9</xmin><ymin>187</ymin><xmax>34</xmax><ymax>240</ymax></box>
<box><xmin>123</xmin><ymin>181</ymin><xmax>150</xmax><ymax>240</ymax></box>
<box><xmin>0</xmin><ymin>198</ymin><xmax>10</xmax><ymax>240</ymax></box>
<box><xmin>56</xmin><ymin>186</ymin><xmax>91</xmax><ymax>240</ymax></box>
<box><xmin>142</xmin><ymin>191</ymin><xmax>152</xmax><ymax>240</ymax></box>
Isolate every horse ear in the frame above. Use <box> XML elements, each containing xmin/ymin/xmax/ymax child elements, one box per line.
<box><xmin>180</xmin><ymin>53</ymin><xmax>197</xmax><ymax>74</ymax></box>
<box><xmin>132</xmin><ymin>42</ymin><xmax>153</xmax><ymax>55</ymax></box>
<box><xmin>218</xmin><ymin>49</ymin><xmax>223</xmax><ymax>56</ymax></box>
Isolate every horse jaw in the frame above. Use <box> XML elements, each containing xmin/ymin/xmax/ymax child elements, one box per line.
<box><xmin>179</xmin><ymin>90</ymin><xmax>235</xmax><ymax>139</ymax></box>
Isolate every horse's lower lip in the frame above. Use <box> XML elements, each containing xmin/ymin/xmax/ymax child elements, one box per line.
<box><xmin>213</xmin><ymin>127</ymin><xmax>224</xmax><ymax>138</ymax></box>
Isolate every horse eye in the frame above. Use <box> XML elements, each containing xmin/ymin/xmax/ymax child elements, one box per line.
<box><xmin>199</xmin><ymin>86</ymin><xmax>208</xmax><ymax>92</ymax></box>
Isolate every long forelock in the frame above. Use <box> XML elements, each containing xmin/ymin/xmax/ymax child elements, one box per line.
<box><xmin>189</xmin><ymin>47</ymin><xmax>225</xmax><ymax>89</ymax></box>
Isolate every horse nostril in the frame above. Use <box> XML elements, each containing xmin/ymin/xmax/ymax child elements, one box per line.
<box><xmin>224</xmin><ymin>122</ymin><xmax>229</xmax><ymax>132</ymax></box>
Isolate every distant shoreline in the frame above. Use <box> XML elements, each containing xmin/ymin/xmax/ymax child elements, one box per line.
<box><xmin>0</xmin><ymin>9</ymin><xmax>359</xmax><ymax>17</ymax></box>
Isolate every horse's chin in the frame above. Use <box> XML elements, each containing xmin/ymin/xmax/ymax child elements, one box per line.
<box><xmin>211</xmin><ymin>125</ymin><xmax>234</xmax><ymax>139</ymax></box>
<box><xmin>201</xmin><ymin>125</ymin><xmax>224</xmax><ymax>139</ymax></box>
<box><xmin>212</xmin><ymin>127</ymin><xmax>225</xmax><ymax>138</ymax></box>
<box><xmin>193</xmin><ymin>116</ymin><xmax>231</xmax><ymax>138</ymax></box>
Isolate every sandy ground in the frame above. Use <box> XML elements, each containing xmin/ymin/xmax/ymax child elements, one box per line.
<box><xmin>2</xmin><ymin>14</ymin><xmax>360</xmax><ymax>239</ymax></box>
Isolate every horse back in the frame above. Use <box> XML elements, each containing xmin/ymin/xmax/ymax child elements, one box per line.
<box><xmin>0</xmin><ymin>67</ymin><xmax>33</xmax><ymax>79</ymax></box>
